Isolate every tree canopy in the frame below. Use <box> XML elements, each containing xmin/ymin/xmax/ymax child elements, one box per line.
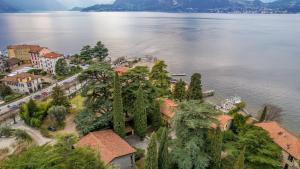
<box><xmin>51</xmin><ymin>85</ymin><xmax>70</xmax><ymax>108</ymax></box>
<box><xmin>55</xmin><ymin>58</ymin><xmax>69</xmax><ymax>76</ymax></box>
<box><xmin>149</xmin><ymin>60</ymin><xmax>171</xmax><ymax>96</ymax></box>
<box><xmin>187</xmin><ymin>73</ymin><xmax>203</xmax><ymax>101</ymax></box>
<box><xmin>173</xmin><ymin>79</ymin><xmax>186</xmax><ymax>102</ymax></box>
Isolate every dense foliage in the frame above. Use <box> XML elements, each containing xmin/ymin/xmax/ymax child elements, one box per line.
<box><xmin>145</xmin><ymin>133</ymin><xmax>158</xmax><ymax>169</ymax></box>
<box><xmin>55</xmin><ymin>58</ymin><xmax>69</xmax><ymax>76</ymax></box>
<box><xmin>158</xmin><ymin>128</ymin><xmax>169</xmax><ymax>169</ymax></box>
<box><xmin>48</xmin><ymin>105</ymin><xmax>67</xmax><ymax>127</ymax></box>
<box><xmin>20</xmin><ymin>99</ymin><xmax>50</xmax><ymax>127</ymax></box>
<box><xmin>120</xmin><ymin>66</ymin><xmax>158</xmax><ymax>116</ymax></box>
<box><xmin>0</xmin><ymin>136</ymin><xmax>107</xmax><ymax>169</ymax></box>
<box><xmin>0</xmin><ymin>84</ymin><xmax>12</xmax><ymax>99</ymax></box>
<box><xmin>187</xmin><ymin>73</ymin><xmax>203</xmax><ymax>101</ymax></box>
<box><xmin>149</xmin><ymin>60</ymin><xmax>171</xmax><ymax>96</ymax></box>
<box><xmin>171</xmin><ymin>101</ymin><xmax>218</xmax><ymax>169</ymax></box>
<box><xmin>151</xmin><ymin>100</ymin><xmax>161</xmax><ymax>130</ymax></box>
<box><xmin>133</xmin><ymin>87</ymin><xmax>147</xmax><ymax>139</ymax></box>
<box><xmin>51</xmin><ymin>85</ymin><xmax>71</xmax><ymax>108</ymax></box>
<box><xmin>173</xmin><ymin>79</ymin><xmax>186</xmax><ymax>102</ymax></box>
<box><xmin>79</xmin><ymin>41</ymin><xmax>109</xmax><ymax>62</ymax></box>
<box><xmin>112</xmin><ymin>72</ymin><xmax>125</xmax><ymax>137</ymax></box>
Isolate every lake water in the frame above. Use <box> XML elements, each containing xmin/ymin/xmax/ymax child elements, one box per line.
<box><xmin>0</xmin><ymin>12</ymin><xmax>300</xmax><ymax>133</ymax></box>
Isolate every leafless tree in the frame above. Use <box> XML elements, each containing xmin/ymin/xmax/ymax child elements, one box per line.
<box><xmin>261</xmin><ymin>104</ymin><xmax>283</xmax><ymax>122</ymax></box>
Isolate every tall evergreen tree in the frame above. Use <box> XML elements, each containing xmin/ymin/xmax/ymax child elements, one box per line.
<box><xmin>145</xmin><ymin>132</ymin><xmax>158</xmax><ymax>169</ymax></box>
<box><xmin>152</xmin><ymin>100</ymin><xmax>161</xmax><ymax>130</ymax></box>
<box><xmin>27</xmin><ymin>99</ymin><xmax>38</xmax><ymax>117</ymax></box>
<box><xmin>149</xmin><ymin>60</ymin><xmax>171</xmax><ymax>96</ymax></box>
<box><xmin>113</xmin><ymin>72</ymin><xmax>125</xmax><ymax>137</ymax></box>
<box><xmin>51</xmin><ymin>85</ymin><xmax>70</xmax><ymax>108</ymax></box>
<box><xmin>207</xmin><ymin>128</ymin><xmax>223</xmax><ymax>169</ymax></box>
<box><xmin>158</xmin><ymin>128</ymin><xmax>169</xmax><ymax>169</ymax></box>
<box><xmin>187</xmin><ymin>73</ymin><xmax>203</xmax><ymax>101</ymax></box>
<box><xmin>173</xmin><ymin>79</ymin><xmax>186</xmax><ymax>102</ymax></box>
<box><xmin>234</xmin><ymin>147</ymin><xmax>246</xmax><ymax>169</ymax></box>
<box><xmin>55</xmin><ymin>58</ymin><xmax>69</xmax><ymax>76</ymax></box>
<box><xmin>93</xmin><ymin>41</ymin><xmax>109</xmax><ymax>61</ymax></box>
<box><xmin>133</xmin><ymin>86</ymin><xmax>147</xmax><ymax>139</ymax></box>
<box><xmin>259</xmin><ymin>106</ymin><xmax>267</xmax><ymax>122</ymax></box>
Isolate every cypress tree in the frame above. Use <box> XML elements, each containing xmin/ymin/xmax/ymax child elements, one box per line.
<box><xmin>173</xmin><ymin>79</ymin><xmax>186</xmax><ymax>102</ymax></box>
<box><xmin>187</xmin><ymin>73</ymin><xmax>203</xmax><ymax>101</ymax></box>
<box><xmin>113</xmin><ymin>72</ymin><xmax>125</xmax><ymax>137</ymax></box>
<box><xmin>207</xmin><ymin>127</ymin><xmax>223</xmax><ymax>169</ymax></box>
<box><xmin>27</xmin><ymin>99</ymin><xmax>38</xmax><ymax>117</ymax></box>
<box><xmin>158</xmin><ymin>128</ymin><xmax>169</xmax><ymax>169</ymax></box>
<box><xmin>134</xmin><ymin>86</ymin><xmax>147</xmax><ymax>139</ymax></box>
<box><xmin>234</xmin><ymin>147</ymin><xmax>246</xmax><ymax>169</ymax></box>
<box><xmin>145</xmin><ymin>132</ymin><xmax>158</xmax><ymax>169</ymax></box>
<box><xmin>152</xmin><ymin>100</ymin><xmax>161</xmax><ymax>130</ymax></box>
<box><xmin>259</xmin><ymin>106</ymin><xmax>268</xmax><ymax>122</ymax></box>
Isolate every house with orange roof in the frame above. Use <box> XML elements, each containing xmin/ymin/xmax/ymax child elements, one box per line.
<box><xmin>114</xmin><ymin>66</ymin><xmax>129</xmax><ymax>74</ymax></box>
<box><xmin>2</xmin><ymin>72</ymin><xmax>42</xmax><ymax>94</ymax></box>
<box><xmin>256</xmin><ymin>122</ymin><xmax>300</xmax><ymax>169</ymax></box>
<box><xmin>77</xmin><ymin>130</ymin><xmax>136</xmax><ymax>169</ymax></box>
<box><xmin>160</xmin><ymin>99</ymin><xmax>177</xmax><ymax>126</ymax></box>
<box><xmin>38</xmin><ymin>52</ymin><xmax>64</xmax><ymax>75</ymax></box>
<box><xmin>211</xmin><ymin>114</ymin><xmax>233</xmax><ymax>131</ymax></box>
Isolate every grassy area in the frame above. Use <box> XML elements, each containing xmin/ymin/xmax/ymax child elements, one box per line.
<box><xmin>4</xmin><ymin>93</ymin><xmax>23</xmax><ymax>103</ymax></box>
<box><xmin>70</xmin><ymin>95</ymin><xmax>85</xmax><ymax>113</ymax></box>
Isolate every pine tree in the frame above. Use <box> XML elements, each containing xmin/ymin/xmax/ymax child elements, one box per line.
<box><xmin>145</xmin><ymin>132</ymin><xmax>158</xmax><ymax>169</ymax></box>
<box><xmin>113</xmin><ymin>72</ymin><xmax>125</xmax><ymax>137</ymax></box>
<box><xmin>187</xmin><ymin>73</ymin><xmax>203</xmax><ymax>101</ymax></box>
<box><xmin>134</xmin><ymin>86</ymin><xmax>147</xmax><ymax>139</ymax></box>
<box><xmin>173</xmin><ymin>79</ymin><xmax>186</xmax><ymax>102</ymax></box>
<box><xmin>158</xmin><ymin>128</ymin><xmax>169</xmax><ymax>169</ymax></box>
<box><xmin>152</xmin><ymin>100</ymin><xmax>161</xmax><ymax>130</ymax></box>
<box><xmin>234</xmin><ymin>147</ymin><xmax>246</xmax><ymax>169</ymax></box>
<box><xmin>259</xmin><ymin>106</ymin><xmax>267</xmax><ymax>122</ymax></box>
<box><xmin>149</xmin><ymin>60</ymin><xmax>171</xmax><ymax>96</ymax></box>
<box><xmin>51</xmin><ymin>85</ymin><xmax>70</xmax><ymax>108</ymax></box>
<box><xmin>207</xmin><ymin>127</ymin><xmax>223</xmax><ymax>169</ymax></box>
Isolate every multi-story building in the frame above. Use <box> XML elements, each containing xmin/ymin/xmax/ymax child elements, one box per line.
<box><xmin>38</xmin><ymin>52</ymin><xmax>63</xmax><ymax>75</ymax></box>
<box><xmin>2</xmin><ymin>72</ymin><xmax>42</xmax><ymax>94</ymax></box>
<box><xmin>29</xmin><ymin>46</ymin><xmax>51</xmax><ymax>66</ymax></box>
<box><xmin>7</xmin><ymin>45</ymin><xmax>41</xmax><ymax>64</ymax></box>
<box><xmin>256</xmin><ymin>122</ymin><xmax>300</xmax><ymax>169</ymax></box>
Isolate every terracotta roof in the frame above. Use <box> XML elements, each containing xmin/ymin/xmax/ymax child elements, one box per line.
<box><xmin>43</xmin><ymin>52</ymin><xmax>63</xmax><ymax>59</ymax></box>
<box><xmin>160</xmin><ymin>99</ymin><xmax>177</xmax><ymax>119</ymax></box>
<box><xmin>114</xmin><ymin>67</ymin><xmax>129</xmax><ymax>74</ymax></box>
<box><xmin>7</xmin><ymin>44</ymin><xmax>40</xmax><ymax>50</ymax></box>
<box><xmin>29</xmin><ymin>46</ymin><xmax>45</xmax><ymax>53</ymax></box>
<box><xmin>211</xmin><ymin>115</ymin><xmax>233</xmax><ymax>129</ymax></box>
<box><xmin>255</xmin><ymin>121</ymin><xmax>300</xmax><ymax>160</ymax></box>
<box><xmin>77</xmin><ymin>130</ymin><xmax>136</xmax><ymax>165</ymax></box>
<box><xmin>2</xmin><ymin>73</ymin><xmax>39</xmax><ymax>83</ymax></box>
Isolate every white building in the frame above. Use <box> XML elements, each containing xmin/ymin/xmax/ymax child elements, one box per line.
<box><xmin>2</xmin><ymin>72</ymin><xmax>42</xmax><ymax>94</ymax></box>
<box><xmin>38</xmin><ymin>52</ymin><xmax>63</xmax><ymax>75</ymax></box>
<box><xmin>29</xmin><ymin>47</ymin><xmax>63</xmax><ymax>75</ymax></box>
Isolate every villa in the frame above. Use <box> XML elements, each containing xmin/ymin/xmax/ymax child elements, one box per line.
<box><xmin>7</xmin><ymin>44</ymin><xmax>41</xmax><ymax>64</ymax></box>
<box><xmin>256</xmin><ymin>122</ymin><xmax>300</xmax><ymax>169</ymax></box>
<box><xmin>77</xmin><ymin>130</ymin><xmax>136</xmax><ymax>169</ymax></box>
<box><xmin>2</xmin><ymin>72</ymin><xmax>42</xmax><ymax>94</ymax></box>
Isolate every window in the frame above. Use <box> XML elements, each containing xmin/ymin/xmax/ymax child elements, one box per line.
<box><xmin>288</xmin><ymin>154</ymin><xmax>294</xmax><ymax>162</ymax></box>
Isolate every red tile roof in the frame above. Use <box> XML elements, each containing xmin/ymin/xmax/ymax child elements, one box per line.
<box><xmin>2</xmin><ymin>73</ymin><xmax>39</xmax><ymax>83</ymax></box>
<box><xmin>211</xmin><ymin>115</ymin><xmax>233</xmax><ymax>129</ymax></box>
<box><xmin>255</xmin><ymin>121</ymin><xmax>300</xmax><ymax>160</ymax></box>
<box><xmin>77</xmin><ymin>130</ymin><xmax>136</xmax><ymax>165</ymax></box>
<box><xmin>29</xmin><ymin>46</ymin><xmax>45</xmax><ymax>53</ymax></box>
<box><xmin>7</xmin><ymin>44</ymin><xmax>40</xmax><ymax>50</ymax></box>
<box><xmin>114</xmin><ymin>67</ymin><xmax>129</xmax><ymax>74</ymax></box>
<box><xmin>43</xmin><ymin>52</ymin><xmax>63</xmax><ymax>59</ymax></box>
<box><xmin>160</xmin><ymin>99</ymin><xmax>177</xmax><ymax>119</ymax></box>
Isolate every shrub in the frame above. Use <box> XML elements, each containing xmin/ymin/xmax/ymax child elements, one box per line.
<box><xmin>13</xmin><ymin>129</ymin><xmax>32</xmax><ymax>142</ymax></box>
<box><xmin>0</xmin><ymin>126</ymin><xmax>13</xmax><ymax>137</ymax></box>
<box><xmin>134</xmin><ymin>147</ymin><xmax>145</xmax><ymax>161</ymax></box>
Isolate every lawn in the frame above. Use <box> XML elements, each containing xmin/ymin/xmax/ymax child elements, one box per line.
<box><xmin>70</xmin><ymin>95</ymin><xmax>85</xmax><ymax>113</ymax></box>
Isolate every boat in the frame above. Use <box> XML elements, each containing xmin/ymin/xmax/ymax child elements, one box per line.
<box><xmin>171</xmin><ymin>73</ymin><xmax>187</xmax><ymax>76</ymax></box>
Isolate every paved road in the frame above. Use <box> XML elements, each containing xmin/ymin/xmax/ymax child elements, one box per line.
<box><xmin>0</xmin><ymin>74</ymin><xmax>81</xmax><ymax>116</ymax></box>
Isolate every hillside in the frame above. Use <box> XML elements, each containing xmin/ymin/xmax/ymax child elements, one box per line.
<box><xmin>82</xmin><ymin>0</ymin><xmax>300</xmax><ymax>13</ymax></box>
<box><xmin>0</xmin><ymin>0</ymin><xmax>65</xmax><ymax>12</ymax></box>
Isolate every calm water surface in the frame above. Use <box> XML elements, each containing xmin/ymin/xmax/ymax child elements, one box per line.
<box><xmin>0</xmin><ymin>12</ymin><xmax>300</xmax><ymax>132</ymax></box>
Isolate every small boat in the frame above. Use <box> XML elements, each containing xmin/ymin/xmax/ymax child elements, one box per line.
<box><xmin>171</xmin><ymin>73</ymin><xmax>187</xmax><ymax>77</ymax></box>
